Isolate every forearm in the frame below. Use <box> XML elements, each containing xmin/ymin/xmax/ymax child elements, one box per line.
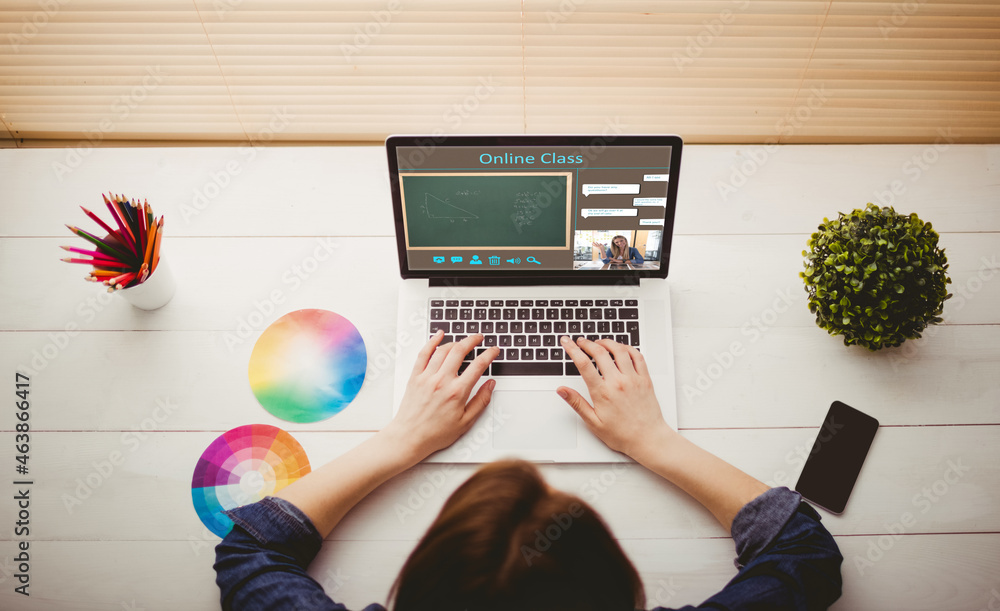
<box><xmin>633</xmin><ymin>428</ymin><xmax>769</xmax><ymax>530</ymax></box>
<box><xmin>275</xmin><ymin>429</ymin><xmax>419</xmax><ymax>538</ymax></box>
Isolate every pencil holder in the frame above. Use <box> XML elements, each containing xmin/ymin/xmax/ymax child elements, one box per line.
<box><xmin>116</xmin><ymin>258</ymin><xmax>176</xmax><ymax>310</ymax></box>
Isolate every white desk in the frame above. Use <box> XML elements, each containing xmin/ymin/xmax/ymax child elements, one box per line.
<box><xmin>0</xmin><ymin>144</ymin><xmax>998</xmax><ymax>610</ymax></box>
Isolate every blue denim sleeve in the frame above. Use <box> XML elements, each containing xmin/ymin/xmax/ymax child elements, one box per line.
<box><xmin>632</xmin><ymin>248</ymin><xmax>645</xmax><ymax>264</ymax></box>
<box><xmin>213</xmin><ymin>496</ymin><xmax>387</xmax><ymax>611</ymax></box>
<box><xmin>651</xmin><ymin>487</ymin><xmax>843</xmax><ymax>611</ymax></box>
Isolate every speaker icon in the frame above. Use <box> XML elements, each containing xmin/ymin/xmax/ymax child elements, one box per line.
<box><xmin>506</xmin><ymin>257</ymin><xmax>521</xmax><ymax>264</ymax></box>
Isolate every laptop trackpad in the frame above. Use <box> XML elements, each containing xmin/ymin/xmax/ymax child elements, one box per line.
<box><xmin>491</xmin><ymin>391</ymin><xmax>578</xmax><ymax>450</ymax></box>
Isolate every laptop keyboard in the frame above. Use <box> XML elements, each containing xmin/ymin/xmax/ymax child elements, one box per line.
<box><xmin>427</xmin><ymin>299</ymin><xmax>640</xmax><ymax>376</ymax></box>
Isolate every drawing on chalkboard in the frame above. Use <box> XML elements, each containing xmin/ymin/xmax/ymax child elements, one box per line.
<box><xmin>511</xmin><ymin>190</ymin><xmax>545</xmax><ymax>230</ymax></box>
<box><xmin>401</xmin><ymin>172</ymin><xmax>571</xmax><ymax>249</ymax></box>
<box><xmin>423</xmin><ymin>193</ymin><xmax>479</xmax><ymax>223</ymax></box>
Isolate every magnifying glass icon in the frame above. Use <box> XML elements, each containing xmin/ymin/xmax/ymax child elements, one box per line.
<box><xmin>526</xmin><ymin>256</ymin><xmax>541</xmax><ymax>264</ymax></box>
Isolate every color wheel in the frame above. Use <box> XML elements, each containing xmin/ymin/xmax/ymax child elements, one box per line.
<box><xmin>249</xmin><ymin>309</ymin><xmax>367</xmax><ymax>423</ymax></box>
<box><xmin>191</xmin><ymin>424</ymin><xmax>311</xmax><ymax>538</ymax></box>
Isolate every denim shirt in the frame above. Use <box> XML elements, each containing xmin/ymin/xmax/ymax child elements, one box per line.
<box><xmin>214</xmin><ymin>487</ymin><xmax>842</xmax><ymax>610</ymax></box>
<box><xmin>601</xmin><ymin>247</ymin><xmax>645</xmax><ymax>265</ymax></box>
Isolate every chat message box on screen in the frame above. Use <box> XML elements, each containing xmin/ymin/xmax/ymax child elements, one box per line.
<box><xmin>582</xmin><ymin>184</ymin><xmax>640</xmax><ymax>197</ymax></box>
<box><xmin>643</xmin><ymin>174</ymin><xmax>669</xmax><ymax>182</ymax></box>
<box><xmin>581</xmin><ymin>208</ymin><xmax>639</xmax><ymax>219</ymax></box>
<box><xmin>633</xmin><ymin>197</ymin><xmax>666</xmax><ymax>207</ymax></box>
<box><xmin>639</xmin><ymin>218</ymin><xmax>664</xmax><ymax>226</ymax></box>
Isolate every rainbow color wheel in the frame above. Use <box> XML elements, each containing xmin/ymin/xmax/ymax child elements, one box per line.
<box><xmin>191</xmin><ymin>424</ymin><xmax>311</xmax><ymax>538</ymax></box>
<box><xmin>249</xmin><ymin>309</ymin><xmax>367</xmax><ymax>423</ymax></box>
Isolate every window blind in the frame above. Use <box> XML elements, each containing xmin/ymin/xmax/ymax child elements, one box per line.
<box><xmin>1</xmin><ymin>0</ymin><xmax>997</xmax><ymax>145</ymax></box>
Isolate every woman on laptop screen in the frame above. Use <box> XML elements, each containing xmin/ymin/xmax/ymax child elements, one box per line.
<box><xmin>594</xmin><ymin>235</ymin><xmax>645</xmax><ymax>267</ymax></box>
<box><xmin>214</xmin><ymin>333</ymin><xmax>843</xmax><ymax>610</ymax></box>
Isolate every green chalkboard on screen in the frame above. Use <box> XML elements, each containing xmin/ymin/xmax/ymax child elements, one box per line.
<box><xmin>401</xmin><ymin>173</ymin><xmax>571</xmax><ymax>248</ymax></box>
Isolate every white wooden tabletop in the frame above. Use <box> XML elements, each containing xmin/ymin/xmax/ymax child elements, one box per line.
<box><xmin>0</xmin><ymin>143</ymin><xmax>998</xmax><ymax>610</ymax></box>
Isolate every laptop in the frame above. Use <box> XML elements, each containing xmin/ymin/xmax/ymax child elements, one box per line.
<box><xmin>388</xmin><ymin>134</ymin><xmax>681</xmax><ymax>462</ymax></box>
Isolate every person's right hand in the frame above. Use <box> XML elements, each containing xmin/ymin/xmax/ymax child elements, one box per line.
<box><xmin>383</xmin><ymin>331</ymin><xmax>499</xmax><ymax>462</ymax></box>
<box><xmin>556</xmin><ymin>336</ymin><xmax>675</xmax><ymax>458</ymax></box>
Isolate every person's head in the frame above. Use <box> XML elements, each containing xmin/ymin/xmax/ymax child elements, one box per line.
<box><xmin>390</xmin><ymin>460</ymin><xmax>644</xmax><ymax>611</ymax></box>
<box><xmin>610</xmin><ymin>235</ymin><xmax>630</xmax><ymax>258</ymax></box>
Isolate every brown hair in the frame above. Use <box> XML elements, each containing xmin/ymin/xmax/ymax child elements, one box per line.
<box><xmin>390</xmin><ymin>460</ymin><xmax>644</xmax><ymax>611</ymax></box>
<box><xmin>610</xmin><ymin>235</ymin><xmax>630</xmax><ymax>259</ymax></box>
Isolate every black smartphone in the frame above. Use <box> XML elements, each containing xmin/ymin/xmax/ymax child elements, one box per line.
<box><xmin>794</xmin><ymin>401</ymin><xmax>879</xmax><ymax>514</ymax></box>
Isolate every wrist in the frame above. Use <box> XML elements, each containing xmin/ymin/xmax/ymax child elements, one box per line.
<box><xmin>370</xmin><ymin>426</ymin><xmax>425</xmax><ymax>472</ymax></box>
<box><xmin>628</xmin><ymin>424</ymin><xmax>683</xmax><ymax>467</ymax></box>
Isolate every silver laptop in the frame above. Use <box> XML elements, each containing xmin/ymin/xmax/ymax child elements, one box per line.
<box><xmin>389</xmin><ymin>135</ymin><xmax>681</xmax><ymax>462</ymax></box>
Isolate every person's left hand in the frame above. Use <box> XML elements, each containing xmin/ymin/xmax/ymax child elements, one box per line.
<box><xmin>382</xmin><ymin>331</ymin><xmax>499</xmax><ymax>462</ymax></box>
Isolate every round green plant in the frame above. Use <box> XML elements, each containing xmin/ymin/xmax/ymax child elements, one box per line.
<box><xmin>801</xmin><ymin>204</ymin><xmax>951</xmax><ymax>350</ymax></box>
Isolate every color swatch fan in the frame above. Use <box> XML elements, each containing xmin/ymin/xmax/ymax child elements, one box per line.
<box><xmin>191</xmin><ymin>424</ymin><xmax>311</xmax><ymax>538</ymax></box>
<box><xmin>249</xmin><ymin>309</ymin><xmax>367</xmax><ymax>423</ymax></box>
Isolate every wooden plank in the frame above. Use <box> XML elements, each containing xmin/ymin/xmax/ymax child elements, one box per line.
<box><xmin>675</xmin><ymin>144</ymin><xmax>1000</xmax><ymax>235</ymax></box>
<box><xmin>0</xmin><ymin>331</ymin><xmax>396</xmax><ymax>432</ymax></box>
<box><xmin>0</xmin><ymin>322</ymin><xmax>995</xmax><ymax>431</ymax></box>
<box><xmin>1</xmin><ymin>232</ymin><xmax>996</xmax><ymax>332</ymax></box>
<box><xmin>0</xmin><ymin>146</ymin><xmax>396</xmax><ymax>238</ymax></box>
<box><xmin>625</xmin><ymin>534</ymin><xmax>1000</xmax><ymax>611</ymax></box>
<box><xmin>0</xmin><ymin>236</ymin><xmax>402</xmax><ymax>332</ymax></box>
<box><xmin>0</xmin><ymin>535</ymin><xmax>996</xmax><ymax>611</ymax></box>
<box><xmin>1</xmin><ymin>145</ymin><xmax>997</xmax><ymax>238</ymax></box>
<box><xmin>0</xmin><ymin>541</ymin><xmax>220</xmax><ymax>611</ymax></box>
<box><xmin>2</xmin><ymin>427</ymin><xmax>995</xmax><ymax>544</ymax></box>
<box><xmin>668</xmin><ymin>233</ymin><xmax>1000</xmax><ymax>328</ymax></box>
<box><xmin>674</xmin><ymin>325</ymin><xmax>1000</xmax><ymax>427</ymax></box>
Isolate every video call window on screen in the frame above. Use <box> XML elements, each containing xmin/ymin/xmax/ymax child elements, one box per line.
<box><xmin>396</xmin><ymin>145</ymin><xmax>671</xmax><ymax>271</ymax></box>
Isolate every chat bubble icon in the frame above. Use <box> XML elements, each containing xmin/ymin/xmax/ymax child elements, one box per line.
<box><xmin>450</xmin><ymin>256</ymin><xmax>463</xmax><ymax>263</ymax></box>
<box><xmin>643</xmin><ymin>174</ymin><xmax>668</xmax><ymax>182</ymax></box>
<box><xmin>581</xmin><ymin>208</ymin><xmax>639</xmax><ymax>219</ymax></box>
<box><xmin>582</xmin><ymin>184</ymin><xmax>640</xmax><ymax>197</ymax></box>
<box><xmin>639</xmin><ymin>218</ymin><xmax>664</xmax><ymax>226</ymax></box>
<box><xmin>633</xmin><ymin>197</ymin><xmax>666</xmax><ymax>207</ymax></box>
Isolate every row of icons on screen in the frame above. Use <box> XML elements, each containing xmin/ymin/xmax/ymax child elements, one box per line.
<box><xmin>432</xmin><ymin>255</ymin><xmax>541</xmax><ymax>265</ymax></box>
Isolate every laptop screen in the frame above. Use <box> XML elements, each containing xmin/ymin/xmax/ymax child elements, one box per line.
<box><xmin>387</xmin><ymin>135</ymin><xmax>681</xmax><ymax>281</ymax></box>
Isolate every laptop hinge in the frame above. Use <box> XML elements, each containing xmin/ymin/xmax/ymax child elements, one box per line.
<box><xmin>428</xmin><ymin>276</ymin><xmax>640</xmax><ymax>287</ymax></box>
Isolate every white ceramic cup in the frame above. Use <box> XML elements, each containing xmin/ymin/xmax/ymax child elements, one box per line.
<box><xmin>116</xmin><ymin>259</ymin><xmax>176</xmax><ymax>310</ymax></box>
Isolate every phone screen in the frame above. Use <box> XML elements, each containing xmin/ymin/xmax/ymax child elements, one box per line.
<box><xmin>794</xmin><ymin>401</ymin><xmax>879</xmax><ymax>514</ymax></box>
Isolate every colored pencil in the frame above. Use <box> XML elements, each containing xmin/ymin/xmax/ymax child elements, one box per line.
<box><xmin>61</xmin><ymin>245</ymin><xmax>108</xmax><ymax>258</ymax></box>
<box><xmin>121</xmin><ymin>194</ymin><xmax>135</xmax><ymax>225</ymax></box>
<box><xmin>126</xmin><ymin>197</ymin><xmax>143</xmax><ymax>258</ymax></box>
<box><xmin>105</xmin><ymin>194</ymin><xmax>137</xmax><ymax>253</ymax></box>
<box><xmin>105</xmin><ymin>270</ymin><xmax>137</xmax><ymax>286</ymax></box>
<box><xmin>119</xmin><ymin>195</ymin><xmax>139</xmax><ymax>255</ymax></box>
<box><xmin>134</xmin><ymin>199</ymin><xmax>148</xmax><ymax>260</ymax></box>
<box><xmin>65</xmin><ymin>225</ymin><xmax>135</xmax><ymax>262</ymax></box>
<box><xmin>61</xmin><ymin>257</ymin><xmax>131</xmax><ymax>268</ymax></box>
<box><xmin>80</xmin><ymin>206</ymin><xmax>123</xmax><ymax>243</ymax></box>
<box><xmin>103</xmin><ymin>194</ymin><xmax>129</xmax><ymax>243</ymax></box>
<box><xmin>150</xmin><ymin>216</ymin><xmax>163</xmax><ymax>272</ymax></box>
<box><xmin>124</xmin><ymin>195</ymin><xmax>138</xmax><ymax>231</ymax></box>
<box><xmin>142</xmin><ymin>213</ymin><xmax>158</xmax><ymax>268</ymax></box>
<box><xmin>137</xmin><ymin>200</ymin><xmax>148</xmax><ymax>257</ymax></box>
<box><xmin>63</xmin><ymin>247</ymin><xmax>121</xmax><ymax>263</ymax></box>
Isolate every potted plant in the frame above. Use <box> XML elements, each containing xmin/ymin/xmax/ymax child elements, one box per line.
<box><xmin>801</xmin><ymin>203</ymin><xmax>951</xmax><ymax>350</ymax></box>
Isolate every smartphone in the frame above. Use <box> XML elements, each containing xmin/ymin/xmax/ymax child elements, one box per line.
<box><xmin>794</xmin><ymin>401</ymin><xmax>879</xmax><ymax>514</ymax></box>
